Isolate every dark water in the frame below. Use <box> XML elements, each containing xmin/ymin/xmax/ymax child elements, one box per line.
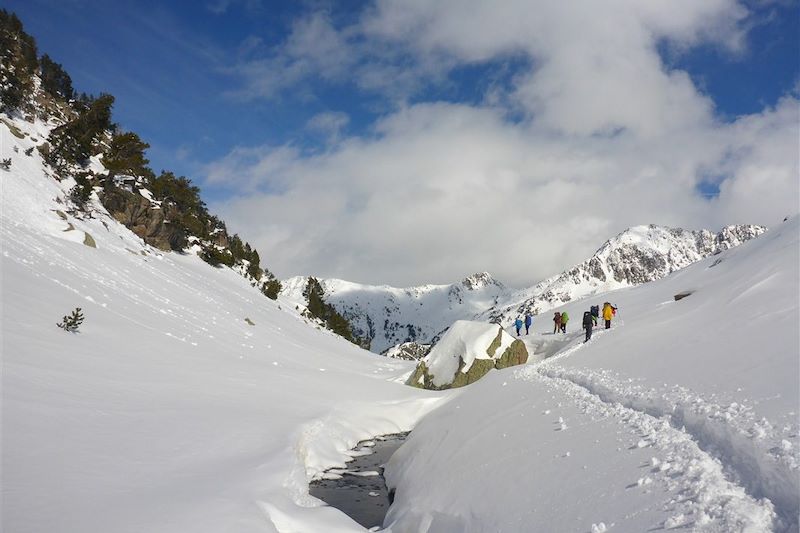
<box><xmin>309</xmin><ymin>432</ymin><xmax>409</xmax><ymax>530</ymax></box>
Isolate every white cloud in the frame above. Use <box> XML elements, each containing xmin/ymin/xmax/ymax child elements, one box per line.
<box><xmin>208</xmin><ymin>1</ymin><xmax>799</xmax><ymax>287</ymax></box>
<box><xmin>225</xmin><ymin>11</ymin><xmax>355</xmax><ymax>100</ymax></box>
<box><xmin>306</xmin><ymin>111</ymin><xmax>350</xmax><ymax>143</ymax></box>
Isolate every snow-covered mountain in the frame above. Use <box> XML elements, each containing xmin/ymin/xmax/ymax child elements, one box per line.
<box><xmin>280</xmin><ymin>272</ymin><xmax>511</xmax><ymax>353</ymax></box>
<box><xmin>5</xmin><ymin>101</ymin><xmax>797</xmax><ymax>530</ymax></box>
<box><xmin>283</xmin><ymin>225</ymin><xmax>764</xmax><ymax>353</ymax></box>
<box><xmin>4</xmin><ymin>14</ymin><xmax>797</xmax><ymax>533</ymax></box>
<box><xmin>385</xmin><ymin>216</ymin><xmax>799</xmax><ymax>533</ymax></box>
<box><xmin>481</xmin><ymin>224</ymin><xmax>766</xmax><ymax>325</ymax></box>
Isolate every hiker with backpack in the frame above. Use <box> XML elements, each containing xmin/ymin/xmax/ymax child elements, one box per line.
<box><xmin>514</xmin><ymin>316</ymin><xmax>523</xmax><ymax>336</ymax></box>
<box><xmin>602</xmin><ymin>302</ymin><xmax>617</xmax><ymax>329</ymax></box>
<box><xmin>590</xmin><ymin>305</ymin><xmax>600</xmax><ymax>326</ymax></box>
<box><xmin>583</xmin><ymin>310</ymin><xmax>594</xmax><ymax>342</ymax></box>
<box><xmin>553</xmin><ymin>312</ymin><xmax>562</xmax><ymax>334</ymax></box>
<box><xmin>560</xmin><ymin>311</ymin><xmax>569</xmax><ymax>333</ymax></box>
<box><xmin>524</xmin><ymin>313</ymin><xmax>533</xmax><ymax>335</ymax></box>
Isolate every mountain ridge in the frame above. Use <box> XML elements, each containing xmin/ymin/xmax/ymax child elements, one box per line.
<box><xmin>282</xmin><ymin>223</ymin><xmax>766</xmax><ymax>353</ymax></box>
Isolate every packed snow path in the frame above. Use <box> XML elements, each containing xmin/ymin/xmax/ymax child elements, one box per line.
<box><xmin>519</xmin><ymin>327</ymin><xmax>795</xmax><ymax>531</ymax></box>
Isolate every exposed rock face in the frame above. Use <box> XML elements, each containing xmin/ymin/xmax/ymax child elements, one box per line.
<box><xmin>480</xmin><ymin>224</ymin><xmax>767</xmax><ymax>325</ymax></box>
<box><xmin>100</xmin><ymin>185</ymin><xmax>186</xmax><ymax>251</ymax></box>
<box><xmin>382</xmin><ymin>341</ymin><xmax>431</xmax><ymax>361</ymax></box>
<box><xmin>407</xmin><ymin>321</ymin><xmax>528</xmax><ymax>390</ymax></box>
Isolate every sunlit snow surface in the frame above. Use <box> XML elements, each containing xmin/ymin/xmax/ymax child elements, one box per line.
<box><xmin>385</xmin><ymin>218</ymin><xmax>799</xmax><ymax>532</ymax></box>
<box><xmin>2</xmin><ymin>114</ymin><xmax>798</xmax><ymax>533</ymax></box>
<box><xmin>1</xmin><ymin>117</ymin><xmax>444</xmax><ymax>532</ymax></box>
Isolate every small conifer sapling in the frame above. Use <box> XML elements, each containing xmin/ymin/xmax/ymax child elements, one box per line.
<box><xmin>57</xmin><ymin>307</ymin><xmax>84</xmax><ymax>332</ymax></box>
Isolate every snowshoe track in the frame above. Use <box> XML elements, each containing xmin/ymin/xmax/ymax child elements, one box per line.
<box><xmin>515</xmin><ymin>329</ymin><xmax>798</xmax><ymax>532</ymax></box>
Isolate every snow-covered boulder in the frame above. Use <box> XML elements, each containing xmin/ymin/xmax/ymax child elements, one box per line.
<box><xmin>407</xmin><ymin>320</ymin><xmax>528</xmax><ymax>389</ymax></box>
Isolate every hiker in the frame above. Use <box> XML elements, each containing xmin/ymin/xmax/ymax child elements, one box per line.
<box><xmin>524</xmin><ymin>313</ymin><xmax>533</xmax><ymax>335</ymax></box>
<box><xmin>590</xmin><ymin>304</ymin><xmax>600</xmax><ymax>324</ymax></box>
<box><xmin>553</xmin><ymin>312</ymin><xmax>562</xmax><ymax>334</ymax></box>
<box><xmin>514</xmin><ymin>316</ymin><xmax>523</xmax><ymax>336</ymax></box>
<box><xmin>560</xmin><ymin>311</ymin><xmax>569</xmax><ymax>333</ymax></box>
<box><xmin>583</xmin><ymin>310</ymin><xmax>594</xmax><ymax>342</ymax></box>
<box><xmin>602</xmin><ymin>302</ymin><xmax>616</xmax><ymax>329</ymax></box>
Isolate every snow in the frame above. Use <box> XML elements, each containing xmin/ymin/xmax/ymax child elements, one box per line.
<box><xmin>479</xmin><ymin>223</ymin><xmax>766</xmax><ymax>326</ymax></box>
<box><xmin>384</xmin><ymin>217</ymin><xmax>798</xmax><ymax>532</ymax></box>
<box><xmin>1</xmin><ymin>117</ymin><xmax>446</xmax><ymax>532</ymax></box>
<box><xmin>3</xmin><ymin>111</ymin><xmax>798</xmax><ymax>533</ymax></box>
<box><xmin>423</xmin><ymin>320</ymin><xmax>514</xmax><ymax>386</ymax></box>
<box><xmin>280</xmin><ymin>273</ymin><xmax>510</xmax><ymax>354</ymax></box>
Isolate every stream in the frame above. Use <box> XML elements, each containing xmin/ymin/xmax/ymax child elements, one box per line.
<box><xmin>309</xmin><ymin>432</ymin><xmax>409</xmax><ymax>530</ymax></box>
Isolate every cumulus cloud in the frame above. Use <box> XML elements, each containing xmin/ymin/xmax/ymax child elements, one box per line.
<box><xmin>208</xmin><ymin>0</ymin><xmax>799</xmax><ymax>287</ymax></box>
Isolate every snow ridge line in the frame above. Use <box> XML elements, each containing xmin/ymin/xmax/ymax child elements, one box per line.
<box><xmin>515</xmin><ymin>365</ymin><xmax>778</xmax><ymax>531</ymax></box>
<box><xmin>536</xmin><ymin>364</ymin><xmax>799</xmax><ymax>532</ymax></box>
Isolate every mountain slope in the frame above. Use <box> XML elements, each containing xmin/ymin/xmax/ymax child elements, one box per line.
<box><xmin>1</xmin><ymin>114</ymin><xmax>441</xmax><ymax>533</ymax></box>
<box><xmin>280</xmin><ymin>272</ymin><xmax>510</xmax><ymax>353</ymax></box>
<box><xmin>284</xmin><ymin>225</ymin><xmax>764</xmax><ymax>354</ymax></box>
<box><xmin>481</xmin><ymin>223</ymin><xmax>766</xmax><ymax>325</ymax></box>
<box><xmin>385</xmin><ymin>217</ymin><xmax>799</xmax><ymax>533</ymax></box>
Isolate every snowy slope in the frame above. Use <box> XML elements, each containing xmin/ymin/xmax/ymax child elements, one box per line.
<box><xmin>384</xmin><ymin>218</ymin><xmax>799</xmax><ymax>532</ymax></box>
<box><xmin>284</xmin><ymin>225</ymin><xmax>763</xmax><ymax>355</ymax></box>
<box><xmin>480</xmin><ymin>223</ymin><xmax>766</xmax><ymax>325</ymax></box>
<box><xmin>280</xmin><ymin>272</ymin><xmax>510</xmax><ymax>354</ymax></box>
<box><xmin>0</xmin><ymin>117</ymin><xmax>446</xmax><ymax>533</ymax></box>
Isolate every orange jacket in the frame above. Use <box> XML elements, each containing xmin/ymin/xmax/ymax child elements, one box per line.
<box><xmin>602</xmin><ymin>304</ymin><xmax>614</xmax><ymax>320</ymax></box>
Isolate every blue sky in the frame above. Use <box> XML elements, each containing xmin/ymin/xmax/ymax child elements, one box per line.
<box><xmin>6</xmin><ymin>0</ymin><xmax>800</xmax><ymax>285</ymax></box>
<box><xmin>9</xmin><ymin>0</ymin><xmax>797</xmax><ymax>194</ymax></box>
<box><xmin>7</xmin><ymin>0</ymin><xmax>390</xmax><ymax>196</ymax></box>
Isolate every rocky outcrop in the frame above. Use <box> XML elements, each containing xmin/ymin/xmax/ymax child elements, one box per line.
<box><xmin>407</xmin><ymin>321</ymin><xmax>528</xmax><ymax>390</ymax></box>
<box><xmin>382</xmin><ymin>341</ymin><xmax>431</xmax><ymax>361</ymax></box>
<box><xmin>100</xmin><ymin>185</ymin><xmax>186</xmax><ymax>251</ymax></box>
<box><xmin>481</xmin><ymin>224</ymin><xmax>767</xmax><ymax>324</ymax></box>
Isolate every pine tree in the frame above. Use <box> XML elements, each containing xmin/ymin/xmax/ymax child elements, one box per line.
<box><xmin>0</xmin><ymin>10</ymin><xmax>38</xmax><ymax>112</ymax></box>
<box><xmin>57</xmin><ymin>307</ymin><xmax>84</xmax><ymax>332</ymax></box>
<box><xmin>262</xmin><ymin>278</ymin><xmax>282</xmax><ymax>300</ymax></box>
<box><xmin>39</xmin><ymin>54</ymin><xmax>74</xmax><ymax>100</ymax></box>
<box><xmin>46</xmin><ymin>93</ymin><xmax>115</xmax><ymax>170</ymax></box>
<box><xmin>69</xmin><ymin>173</ymin><xmax>92</xmax><ymax>210</ymax></box>
<box><xmin>303</xmin><ymin>277</ymin><xmax>358</xmax><ymax>343</ymax></box>
<box><xmin>104</xmin><ymin>131</ymin><xmax>152</xmax><ymax>178</ymax></box>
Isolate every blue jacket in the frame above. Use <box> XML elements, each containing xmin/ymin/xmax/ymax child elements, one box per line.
<box><xmin>515</xmin><ymin>319</ymin><xmax>523</xmax><ymax>329</ymax></box>
<box><xmin>524</xmin><ymin>315</ymin><xmax>532</xmax><ymax>326</ymax></box>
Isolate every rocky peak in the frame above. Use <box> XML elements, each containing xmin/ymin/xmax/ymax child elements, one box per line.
<box><xmin>714</xmin><ymin>225</ymin><xmax>767</xmax><ymax>251</ymax></box>
<box><xmin>462</xmin><ymin>272</ymin><xmax>501</xmax><ymax>290</ymax></box>
<box><xmin>481</xmin><ymin>223</ymin><xmax>767</xmax><ymax>324</ymax></box>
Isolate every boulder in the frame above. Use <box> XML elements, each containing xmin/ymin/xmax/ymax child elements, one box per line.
<box><xmin>407</xmin><ymin>320</ymin><xmax>528</xmax><ymax>390</ymax></box>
